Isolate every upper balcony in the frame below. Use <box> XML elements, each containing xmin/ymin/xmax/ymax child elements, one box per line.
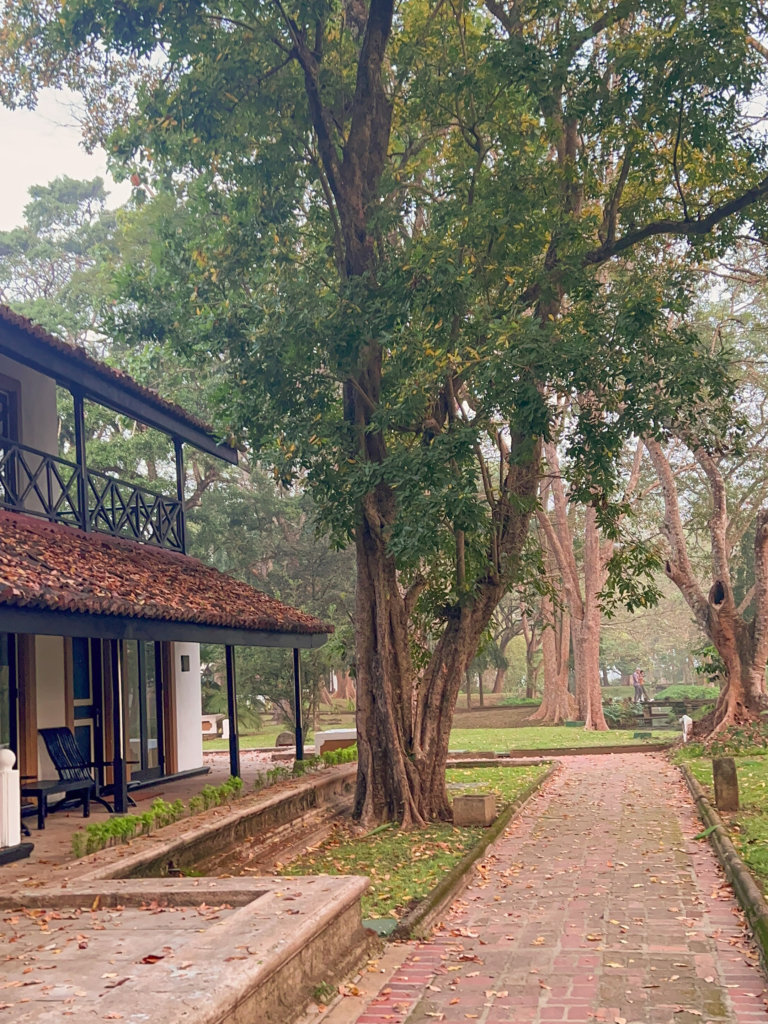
<box><xmin>0</xmin><ymin>438</ymin><xmax>185</xmax><ymax>552</ymax></box>
<box><xmin>0</xmin><ymin>305</ymin><xmax>239</xmax><ymax>556</ymax></box>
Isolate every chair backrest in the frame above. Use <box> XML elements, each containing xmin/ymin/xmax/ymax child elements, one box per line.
<box><xmin>39</xmin><ymin>727</ymin><xmax>93</xmax><ymax>784</ymax></box>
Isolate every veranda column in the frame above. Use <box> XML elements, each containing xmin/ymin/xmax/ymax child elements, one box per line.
<box><xmin>225</xmin><ymin>645</ymin><xmax>240</xmax><ymax>778</ymax></box>
<box><xmin>293</xmin><ymin>648</ymin><xmax>303</xmax><ymax>761</ymax></box>
<box><xmin>109</xmin><ymin>639</ymin><xmax>128</xmax><ymax>814</ymax></box>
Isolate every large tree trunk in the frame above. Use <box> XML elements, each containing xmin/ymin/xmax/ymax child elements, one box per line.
<box><xmin>522</xmin><ymin>610</ymin><xmax>540</xmax><ymax>699</ymax></box>
<box><xmin>335</xmin><ymin>671</ymin><xmax>356</xmax><ymax>702</ymax></box>
<box><xmin>694</xmin><ymin>587</ymin><xmax>767</xmax><ymax>732</ymax></box>
<box><xmin>572</xmin><ymin>614</ymin><xmax>605</xmax><ymax>729</ymax></box>
<box><xmin>578</xmin><ymin>507</ymin><xmax>609</xmax><ymax>730</ymax></box>
<box><xmin>646</xmin><ymin>439</ymin><xmax>768</xmax><ymax>736</ymax></box>
<box><xmin>530</xmin><ymin>594</ymin><xmax>575</xmax><ymax>722</ymax></box>
<box><xmin>352</xmin><ymin>488</ymin><xmax>520</xmax><ymax>824</ymax></box>
<box><xmin>538</xmin><ymin>467</ymin><xmax>609</xmax><ymax>730</ymax></box>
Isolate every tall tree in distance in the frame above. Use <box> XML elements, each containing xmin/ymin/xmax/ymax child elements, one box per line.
<box><xmin>4</xmin><ymin>1</ymin><xmax>768</xmax><ymax>822</ymax></box>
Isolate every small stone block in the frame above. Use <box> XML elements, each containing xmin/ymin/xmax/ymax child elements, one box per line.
<box><xmin>453</xmin><ymin>793</ymin><xmax>497</xmax><ymax>826</ymax></box>
<box><xmin>713</xmin><ymin>756</ymin><xmax>739</xmax><ymax>811</ymax></box>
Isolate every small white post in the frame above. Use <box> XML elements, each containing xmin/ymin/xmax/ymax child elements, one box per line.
<box><xmin>222</xmin><ymin>718</ymin><xmax>230</xmax><ymax>740</ymax></box>
<box><xmin>0</xmin><ymin>748</ymin><xmax>21</xmax><ymax>849</ymax></box>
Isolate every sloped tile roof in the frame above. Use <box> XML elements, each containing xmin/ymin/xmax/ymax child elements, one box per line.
<box><xmin>0</xmin><ymin>511</ymin><xmax>331</xmax><ymax>637</ymax></box>
<box><xmin>0</xmin><ymin>304</ymin><xmax>229</xmax><ymax>443</ymax></box>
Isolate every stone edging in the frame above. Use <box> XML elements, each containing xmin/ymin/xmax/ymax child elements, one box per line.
<box><xmin>392</xmin><ymin>761</ymin><xmax>559</xmax><ymax>940</ymax></box>
<box><xmin>681</xmin><ymin>763</ymin><xmax>768</xmax><ymax>971</ymax></box>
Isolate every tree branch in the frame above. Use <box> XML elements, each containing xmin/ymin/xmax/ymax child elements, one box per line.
<box><xmin>645</xmin><ymin>437</ymin><xmax>710</xmax><ymax>629</ymax></box>
<box><xmin>585</xmin><ymin>175</ymin><xmax>768</xmax><ymax>265</ymax></box>
<box><xmin>694</xmin><ymin>448</ymin><xmax>731</xmax><ymax>590</ymax></box>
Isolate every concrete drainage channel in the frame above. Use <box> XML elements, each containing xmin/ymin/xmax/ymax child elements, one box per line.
<box><xmin>0</xmin><ymin>759</ymin><xmax>556</xmax><ymax>1024</ymax></box>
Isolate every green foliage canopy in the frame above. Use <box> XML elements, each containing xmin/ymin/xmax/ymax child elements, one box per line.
<box><xmin>2</xmin><ymin>2</ymin><xmax>764</xmax><ymax>629</ymax></box>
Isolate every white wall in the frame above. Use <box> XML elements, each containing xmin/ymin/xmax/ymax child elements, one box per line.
<box><xmin>0</xmin><ymin>355</ymin><xmax>57</xmax><ymax>453</ymax></box>
<box><xmin>173</xmin><ymin>643</ymin><xmax>203</xmax><ymax>772</ymax></box>
<box><xmin>34</xmin><ymin>635</ymin><xmax>67</xmax><ymax>777</ymax></box>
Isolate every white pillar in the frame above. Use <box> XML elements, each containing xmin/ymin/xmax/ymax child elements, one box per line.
<box><xmin>0</xmin><ymin>749</ymin><xmax>21</xmax><ymax>848</ymax></box>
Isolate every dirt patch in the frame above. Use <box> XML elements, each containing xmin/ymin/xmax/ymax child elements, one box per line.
<box><xmin>451</xmin><ymin>704</ymin><xmax>539</xmax><ymax>729</ymax></box>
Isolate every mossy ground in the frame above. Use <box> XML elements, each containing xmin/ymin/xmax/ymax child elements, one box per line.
<box><xmin>278</xmin><ymin>764</ymin><xmax>550</xmax><ymax>919</ymax></box>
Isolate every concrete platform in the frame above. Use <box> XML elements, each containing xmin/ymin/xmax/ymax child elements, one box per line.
<box><xmin>0</xmin><ymin>761</ymin><xmax>372</xmax><ymax>1024</ymax></box>
<box><xmin>0</xmin><ymin>874</ymin><xmax>372</xmax><ymax>1023</ymax></box>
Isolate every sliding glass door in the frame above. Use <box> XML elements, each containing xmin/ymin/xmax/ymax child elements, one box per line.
<box><xmin>124</xmin><ymin>641</ymin><xmax>164</xmax><ymax>782</ymax></box>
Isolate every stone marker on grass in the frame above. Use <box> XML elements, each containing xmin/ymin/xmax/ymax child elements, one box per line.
<box><xmin>713</xmin><ymin>756</ymin><xmax>739</xmax><ymax>812</ymax></box>
<box><xmin>453</xmin><ymin>793</ymin><xmax>497</xmax><ymax>826</ymax></box>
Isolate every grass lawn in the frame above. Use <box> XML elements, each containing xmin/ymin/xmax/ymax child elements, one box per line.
<box><xmin>278</xmin><ymin>763</ymin><xmax>550</xmax><ymax>919</ymax></box>
<box><xmin>449</xmin><ymin>725</ymin><xmax>670</xmax><ymax>751</ymax></box>
<box><xmin>204</xmin><ymin>723</ymin><xmax>671</xmax><ymax>753</ymax></box>
<box><xmin>683</xmin><ymin>754</ymin><xmax>768</xmax><ymax>894</ymax></box>
<box><xmin>203</xmin><ymin>727</ymin><xmax>301</xmax><ymax>750</ymax></box>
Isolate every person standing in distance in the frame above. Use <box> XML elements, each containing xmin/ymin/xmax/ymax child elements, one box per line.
<box><xmin>632</xmin><ymin>668</ymin><xmax>649</xmax><ymax>703</ymax></box>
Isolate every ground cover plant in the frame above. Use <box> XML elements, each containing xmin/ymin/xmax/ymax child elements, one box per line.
<box><xmin>68</xmin><ymin>747</ymin><xmax>356</xmax><ymax>857</ymax></box>
<box><xmin>278</xmin><ymin>764</ymin><xmax>550</xmax><ymax>919</ymax></box>
<box><xmin>654</xmin><ymin>685</ymin><xmax>720</xmax><ymax>702</ymax></box>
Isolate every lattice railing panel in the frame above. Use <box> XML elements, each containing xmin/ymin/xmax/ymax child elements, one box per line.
<box><xmin>0</xmin><ymin>440</ymin><xmax>183</xmax><ymax>551</ymax></box>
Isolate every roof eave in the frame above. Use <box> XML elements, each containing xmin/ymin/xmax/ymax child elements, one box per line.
<box><xmin>0</xmin><ymin>606</ymin><xmax>329</xmax><ymax>648</ymax></box>
<box><xmin>0</xmin><ymin>325</ymin><xmax>238</xmax><ymax>465</ymax></box>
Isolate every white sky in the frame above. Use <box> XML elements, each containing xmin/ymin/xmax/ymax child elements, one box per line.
<box><xmin>0</xmin><ymin>90</ymin><xmax>130</xmax><ymax>231</ymax></box>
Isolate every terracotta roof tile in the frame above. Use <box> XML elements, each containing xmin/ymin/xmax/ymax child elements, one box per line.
<box><xmin>0</xmin><ymin>510</ymin><xmax>331</xmax><ymax>637</ymax></box>
<box><xmin>0</xmin><ymin>305</ymin><xmax>231</xmax><ymax>445</ymax></box>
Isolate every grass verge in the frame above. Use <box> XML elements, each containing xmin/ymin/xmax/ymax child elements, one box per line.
<box><xmin>278</xmin><ymin>763</ymin><xmax>550</xmax><ymax>920</ymax></box>
<box><xmin>203</xmin><ymin>720</ymin><xmax>673</xmax><ymax>753</ymax></box>
<box><xmin>449</xmin><ymin>725</ymin><xmax>670</xmax><ymax>751</ymax></box>
<box><xmin>680</xmin><ymin>753</ymin><xmax>768</xmax><ymax>893</ymax></box>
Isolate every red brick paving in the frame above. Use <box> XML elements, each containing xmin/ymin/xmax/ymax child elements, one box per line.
<box><xmin>351</xmin><ymin>753</ymin><xmax>768</xmax><ymax>1024</ymax></box>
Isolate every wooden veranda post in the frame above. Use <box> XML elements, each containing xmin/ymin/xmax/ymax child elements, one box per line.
<box><xmin>293</xmin><ymin>648</ymin><xmax>303</xmax><ymax>761</ymax></box>
<box><xmin>108</xmin><ymin>639</ymin><xmax>127</xmax><ymax>813</ymax></box>
<box><xmin>225</xmin><ymin>645</ymin><xmax>240</xmax><ymax>778</ymax></box>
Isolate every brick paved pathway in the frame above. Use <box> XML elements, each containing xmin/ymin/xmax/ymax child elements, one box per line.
<box><xmin>353</xmin><ymin>753</ymin><xmax>768</xmax><ymax>1024</ymax></box>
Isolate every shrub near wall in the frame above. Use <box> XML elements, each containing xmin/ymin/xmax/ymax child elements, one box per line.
<box><xmin>69</xmin><ymin>752</ymin><xmax>358</xmax><ymax>858</ymax></box>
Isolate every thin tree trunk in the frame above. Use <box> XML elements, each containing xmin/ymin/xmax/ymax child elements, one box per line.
<box><xmin>492</xmin><ymin>665</ymin><xmax>506</xmax><ymax>694</ymax></box>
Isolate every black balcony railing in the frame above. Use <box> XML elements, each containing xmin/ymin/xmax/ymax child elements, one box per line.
<box><xmin>0</xmin><ymin>439</ymin><xmax>184</xmax><ymax>552</ymax></box>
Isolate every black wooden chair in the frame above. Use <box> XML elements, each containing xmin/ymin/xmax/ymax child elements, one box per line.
<box><xmin>38</xmin><ymin>727</ymin><xmax>135</xmax><ymax>813</ymax></box>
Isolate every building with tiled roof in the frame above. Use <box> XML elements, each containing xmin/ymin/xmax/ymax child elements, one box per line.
<box><xmin>0</xmin><ymin>307</ymin><xmax>330</xmax><ymax>825</ymax></box>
